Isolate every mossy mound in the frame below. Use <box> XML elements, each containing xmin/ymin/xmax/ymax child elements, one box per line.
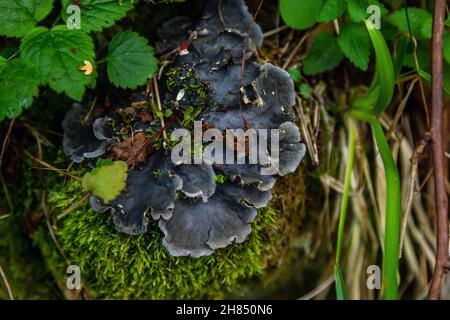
<box><xmin>30</xmin><ymin>164</ymin><xmax>306</xmax><ymax>299</ymax></box>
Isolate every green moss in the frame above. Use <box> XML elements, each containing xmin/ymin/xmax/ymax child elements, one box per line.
<box><xmin>30</xmin><ymin>168</ymin><xmax>305</xmax><ymax>299</ymax></box>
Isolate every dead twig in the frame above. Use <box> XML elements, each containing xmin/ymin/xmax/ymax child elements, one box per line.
<box><xmin>41</xmin><ymin>192</ymin><xmax>70</xmax><ymax>265</ymax></box>
<box><xmin>0</xmin><ymin>118</ymin><xmax>15</xmax><ymax>167</ymax></box>
<box><xmin>281</xmin><ymin>32</ymin><xmax>309</xmax><ymax>70</ymax></box>
<box><xmin>399</xmin><ymin>135</ymin><xmax>430</xmax><ymax>257</ymax></box>
<box><xmin>427</xmin><ymin>0</ymin><xmax>449</xmax><ymax>300</ymax></box>
<box><xmin>297</xmin><ymin>275</ymin><xmax>334</xmax><ymax>300</ymax></box>
<box><xmin>0</xmin><ymin>263</ymin><xmax>14</xmax><ymax>300</ymax></box>
<box><xmin>23</xmin><ymin>150</ymin><xmax>81</xmax><ymax>181</ymax></box>
<box><xmin>386</xmin><ymin>77</ymin><xmax>418</xmax><ymax>140</ymax></box>
<box><xmin>263</xmin><ymin>25</ymin><xmax>288</xmax><ymax>38</ymax></box>
<box><xmin>152</xmin><ymin>76</ymin><xmax>169</xmax><ymax>145</ymax></box>
<box><xmin>56</xmin><ymin>193</ymin><xmax>90</xmax><ymax>221</ymax></box>
<box><xmin>0</xmin><ymin>118</ymin><xmax>15</xmax><ymax>212</ymax></box>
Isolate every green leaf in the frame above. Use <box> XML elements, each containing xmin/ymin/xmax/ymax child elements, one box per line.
<box><xmin>347</xmin><ymin>0</ymin><xmax>387</xmax><ymax>23</ymax></box>
<box><xmin>107</xmin><ymin>31</ymin><xmax>158</xmax><ymax>89</ymax></box>
<box><xmin>299</xmin><ymin>83</ymin><xmax>312</xmax><ymax>99</ymax></box>
<box><xmin>61</xmin><ymin>0</ymin><xmax>135</xmax><ymax>33</ymax></box>
<box><xmin>287</xmin><ymin>66</ymin><xmax>301</xmax><ymax>83</ymax></box>
<box><xmin>0</xmin><ymin>0</ymin><xmax>54</xmax><ymax>37</ymax></box>
<box><xmin>419</xmin><ymin>17</ymin><xmax>433</xmax><ymax>39</ymax></box>
<box><xmin>20</xmin><ymin>26</ymin><xmax>95</xmax><ymax>101</ymax></box>
<box><xmin>403</xmin><ymin>42</ymin><xmax>430</xmax><ymax>70</ymax></box>
<box><xmin>317</xmin><ymin>0</ymin><xmax>345</xmax><ymax>23</ymax></box>
<box><xmin>82</xmin><ymin>161</ymin><xmax>128</xmax><ymax>203</ymax></box>
<box><xmin>386</xmin><ymin>7</ymin><xmax>432</xmax><ymax>40</ymax></box>
<box><xmin>334</xmin><ymin>264</ymin><xmax>347</xmax><ymax>300</ymax></box>
<box><xmin>164</xmin><ymin>108</ymin><xmax>173</xmax><ymax>117</ymax></box>
<box><xmin>279</xmin><ymin>0</ymin><xmax>323</xmax><ymax>30</ymax></box>
<box><xmin>303</xmin><ymin>31</ymin><xmax>344</xmax><ymax>75</ymax></box>
<box><xmin>349</xmin><ymin>20</ymin><xmax>394</xmax><ymax>118</ymax></box>
<box><xmin>96</xmin><ymin>158</ymin><xmax>113</xmax><ymax>168</ymax></box>
<box><xmin>338</xmin><ymin>22</ymin><xmax>371</xmax><ymax>71</ymax></box>
<box><xmin>0</xmin><ymin>58</ymin><xmax>39</xmax><ymax>121</ymax></box>
<box><xmin>444</xmin><ymin>33</ymin><xmax>450</xmax><ymax>65</ymax></box>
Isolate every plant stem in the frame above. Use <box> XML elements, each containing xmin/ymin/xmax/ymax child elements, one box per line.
<box><xmin>427</xmin><ymin>0</ymin><xmax>449</xmax><ymax>300</ymax></box>
<box><xmin>336</xmin><ymin>119</ymin><xmax>357</xmax><ymax>265</ymax></box>
<box><xmin>334</xmin><ymin>118</ymin><xmax>356</xmax><ymax>299</ymax></box>
<box><xmin>372</xmin><ymin>121</ymin><xmax>401</xmax><ymax>300</ymax></box>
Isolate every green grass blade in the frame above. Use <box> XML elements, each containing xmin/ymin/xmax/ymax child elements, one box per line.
<box><xmin>417</xmin><ymin>68</ymin><xmax>450</xmax><ymax>96</ymax></box>
<box><xmin>350</xmin><ymin>20</ymin><xmax>395</xmax><ymax>115</ymax></box>
<box><xmin>334</xmin><ymin>264</ymin><xmax>347</xmax><ymax>300</ymax></box>
<box><xmin>334</xmin><ymin>118</ymin><xmax>356</xmax><ymax>300</ymax></box>
<box><xmin>372</xmin><ymin>121</ymin><xmax>401</xmax><ymax>300</ymax></box>
<box><xmin>365</xmin><ymin>20</ymin><xmax>395</xmax><ymax>115</ymax></box>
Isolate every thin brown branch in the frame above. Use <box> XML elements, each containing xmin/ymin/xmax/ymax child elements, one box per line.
<box><xmin>427</xmin><ymin>0</ymin><xmax>449</xmax><ymax>300</ymax></box>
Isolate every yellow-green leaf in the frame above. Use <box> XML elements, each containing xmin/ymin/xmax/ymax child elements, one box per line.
<box><xmin>82</xmin><ymin>161</ymin><xmax>128</xmax><ymax>203</ymax></box>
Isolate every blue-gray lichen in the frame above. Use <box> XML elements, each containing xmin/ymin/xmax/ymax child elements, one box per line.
<box><xmin>62</xmin><ymin>0</ymin><xmax>305</xmax><ymax>257</ymax></box>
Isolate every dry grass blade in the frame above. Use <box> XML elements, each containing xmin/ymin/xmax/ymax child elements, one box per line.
<box><xmin>0</xmin><ymin>263</ymin><xmax>14</xmax><ymax>300</ymax></box>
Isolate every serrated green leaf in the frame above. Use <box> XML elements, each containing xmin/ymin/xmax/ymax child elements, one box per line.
<box><xmin>61</xmin><ymin>0</ymin><xmax>135</xmax><ymax>33</ymax></box>
<box><xmin>444</xmin><ymin>33</ymin><xmax>450</xmax><ymax>65</ymax></box>
<box><xmin>82</xmin><ymin>161</ymin><xmax>128</xmax><ymax>203</ymax></box>
<box><xmin>279</xmin><ymin>0</ymin><xmax>323</xmax><ymax>30</ymax></box>
<box><xmin>0</xmin><ymin>58</ymin><xmax>39</xmax><ymax>121</ymax></box>
<box><xmin>317</xmin><ymin>0</ymin><xmax>345</xmax><ymax>23</ymax></box>
<box><xmin>107</xmin><ymin>31</ymin><xmax>158</xmax><ymax>89</ymax></box>
<box><xmin>20</xmin><ymin>26</ymin><xmax>95</xmax><ymax>101</ymax></box>
<box><xmin>347</xmin><ymin>0</ymin><xmax>387</xmax><ymax>23</ymax></box>
<box><xmin>419</xmin><ymin>17</ymin><xmax>433</xmax><ymax>39</ymax></box>
<box><xmin>403</xmin><ymin>42</ymin><xmax>430</xmax><ymax>70</ymax></box>
<box><xmin>386</xmin><ymin>7</ymin><xmax>432</xmax><ymax>40</ymax></box>
<box><xmin>338</xmin><ymin>23</ymin><xmax>371</xmax><ymax>71</ymax></box>
<box><xmin>303</xmin><ymin>31</ymin><xmax>344</xmax><ymax>75</ymax></box>
<box><xmin>347</xmin><ymin>0</ymin><xmax>369</xmax><ymax>22</ymax></box>
<box><xmin>0</xmin><ymin>0</ymin><xmax>54</xmax><ymax>37</ymax></box>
